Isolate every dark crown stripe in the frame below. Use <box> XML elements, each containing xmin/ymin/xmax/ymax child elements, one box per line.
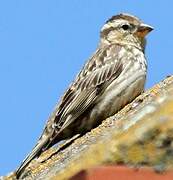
<box><xmin>106</xmin><ymin>13</ymin><xmax>140</xmax><ymax>24</ymax></box>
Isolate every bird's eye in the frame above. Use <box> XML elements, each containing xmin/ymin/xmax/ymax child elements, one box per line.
<box><xmin>121</xmin><ymin>24</ymin><xmax>130</xmax><ymax>30</ymax></box>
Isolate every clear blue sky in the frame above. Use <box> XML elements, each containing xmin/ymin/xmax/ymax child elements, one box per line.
<box><xmin>0</xmin><ymin>0</ymin><xmax>172</xmax><ymax>175</ymax></box>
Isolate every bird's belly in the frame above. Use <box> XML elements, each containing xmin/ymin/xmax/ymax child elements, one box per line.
<box><xmin>88</xmin><ymin>71</ymin><xmax>146</xmax><ymax>125</ymax></box>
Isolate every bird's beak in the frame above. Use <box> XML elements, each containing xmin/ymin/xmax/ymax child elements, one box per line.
<box><xmin>135</xmin><ymin>23</ymin><xmax>154</xmax><ymax>38</ymax></box>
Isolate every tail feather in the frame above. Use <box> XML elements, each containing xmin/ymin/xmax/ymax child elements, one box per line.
<box><xmin>15</xmin><ymin>136</ymin><xmax>50</xmax><ymax>179</ymax></box>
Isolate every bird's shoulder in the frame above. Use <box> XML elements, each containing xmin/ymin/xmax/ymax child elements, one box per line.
<box><xmin>72</xmin><ymin>43</ymin><xmax>123</xmax><ymax>90</ymax></box>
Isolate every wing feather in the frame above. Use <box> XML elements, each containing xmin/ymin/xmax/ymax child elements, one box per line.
<box><xmin>54</xmin><ymin>44</ymin><xmax>123</xmax><ymax>130</ymax></box>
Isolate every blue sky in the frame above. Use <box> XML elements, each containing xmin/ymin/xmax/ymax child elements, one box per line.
<box><xmin>0</xmin><ymin>0</ymin><xmax>173</xmax><ymax>175</ymax></box>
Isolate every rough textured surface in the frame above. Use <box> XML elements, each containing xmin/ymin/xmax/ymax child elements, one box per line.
<box><xmin>2</xmin><ymin>76</ymin><xmax>173</xmax><ymax>180</ymax></box>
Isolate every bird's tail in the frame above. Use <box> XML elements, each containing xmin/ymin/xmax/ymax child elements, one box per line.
<box><xmin>15</xmin><ymin>135</ymin><xmax>50</xmax><ymax>179</ymax></box>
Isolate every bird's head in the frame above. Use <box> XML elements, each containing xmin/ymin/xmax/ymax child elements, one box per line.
<box><xmin>100</xmin><ymin>13</ymin><xmax>153</xmax><ymax>50</ymax></box>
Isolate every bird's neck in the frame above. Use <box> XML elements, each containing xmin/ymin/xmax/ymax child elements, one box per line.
<box><xmin>100</xmin><ymin>37</ymin><xmax>146</xmax><ymax>52</ymax></box>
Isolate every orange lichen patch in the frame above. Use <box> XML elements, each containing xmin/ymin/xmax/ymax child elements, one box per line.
<box><xmin>109</xmin><ymin>99</ymin><xmax>173</xmax><ymax>168</ymax></box>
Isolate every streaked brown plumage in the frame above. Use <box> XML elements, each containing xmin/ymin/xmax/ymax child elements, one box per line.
<box><xmin>16</xmin><ymin>13</ymin><xmax>153</xmax><ymax>178</ymax></box>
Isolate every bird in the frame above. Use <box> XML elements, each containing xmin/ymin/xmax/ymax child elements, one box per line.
<box><xmin>15</xmin><ymin>13</ymin><xmax>153</xmax><ymax>178</ymax></box>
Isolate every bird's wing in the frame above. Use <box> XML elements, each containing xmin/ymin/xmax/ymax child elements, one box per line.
<box><xmin>54</xmin><ymin>44</ymin><xmax>123</xmax><ymax>132</ymax></box>
<box><xmin>15</xmin><ymin>44</ymin><xmax>123</xmax><ymax>178</ymax></box>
